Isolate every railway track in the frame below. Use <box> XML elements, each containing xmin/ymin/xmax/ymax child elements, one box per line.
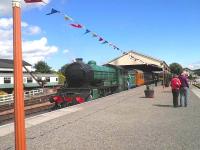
<box><xmin>0</xmin><ymin>94</ymin><xmax>55</xmax><ymax>125</ymax></box>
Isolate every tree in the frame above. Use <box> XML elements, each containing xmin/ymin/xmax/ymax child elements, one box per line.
<box><xmin>59</xmin><ymin>64</ymin><xmax>69</xmax><ymax>75</ymax></box>
<box><xmin>194</xmin><ymin>69</ymin><xmax>200</xmax><ymax>76</ymax></box>
<box><xmin>57</xmin><ymin>72</ymin><xmax>66</xmax><ymax>85</ymax></box>
<box><xmin>169</xmin><ymin>63</ymin><xmax>183</xmax><ymax>75</ymax></box>
<box><xmin>34</xmin><ymin>61</ymin><xmax>52</xmax><ymax>73</ymax></box>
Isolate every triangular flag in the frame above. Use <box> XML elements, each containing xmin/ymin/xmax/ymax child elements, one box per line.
<box><xmin>46</xmin><ymin>8</ymin><xmax>60</xmax><ymax>15</ymax></box>
<box><xmin>64</xmin><ymin>15</ymin><xmax>73</xmax><ymax>21</ymax></box>
<box><xmin>99</xmin><ymin>37</ymin><xmax>103</xmax><ymax>41</ymax></box>
<box><xmin>123</xmin><ymin>52</ymin><xmax>127</xmax><ymax>55</ymax></box>
<box><xmin>102</xmin><ymin>41</ymin><xmax>108</xmax><ymax>44</ymax></box>
<box><xmin>92</xmin><ymin>33</ymin><xmax>98</xmax><ymax>37</ymax></box>
<box><xmin>109</xmin><ymin>43</ymin><xmax>113</xmax><ymax>46</ymax></box>
<box><xmin>24</xmin><ymin>0</ymin><xmax>42</xmax><ymax>3</ymax></box>
<box><xmin>84</xmin><ymin>29</ymin><xmax>91</xmax><ymax>34</ymax></box>
<box><xmin>70</xmin><ymin>24</ymin><xmax>83</xmax><ymax>28</ymax></box>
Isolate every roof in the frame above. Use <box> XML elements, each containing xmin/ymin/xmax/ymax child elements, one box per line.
<box><xmin>0</xmin><ymin>59</ymin><xmax>32</xmax><ymax>69</ymax></box>
<box><xmin>106</xmin><ymin>50</ymin><xmax>170</xmax><ymax>71</ymax></box>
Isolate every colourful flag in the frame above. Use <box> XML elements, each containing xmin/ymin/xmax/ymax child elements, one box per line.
<box><xmin>46</xmin><ymin>8</ymin><xmax>60</xmax><ymax>15</ymax></box>
<box><xmin>92</xmin><ymin>33</ymin><xmax>98</xmax><ymax>37</ymax></box>
<box><xmin>70</xmin><ymin>24</ymin><xmax>83</xmax><ymax>28</ymax></box>
<box><xmin>84</xmin><ymin>29</ymin><xmax>91</xmax><ymax>34</ymax></box>
<box><xmin>64</xmin><ymin>15</ymin><xmax>73</xmax><ymax>21</ymax></box>
<box><xmin>24</xmin><ymin>0</ymin><xmax>42</xmax><ymax>3</ymax></box>
<box><xmin>99</xmin><ymin>37</ymin><xmax>103</xmax><ymax>41</ymax></box>
<box><xmin>109</xmin><ymin>43</ymin><xmax>113</xmax><ymax>46</ymax></box>
<box><xmin>102</xmin><ymin>41</ymin><xmax>108</xmax><ymax>44</ymax></box>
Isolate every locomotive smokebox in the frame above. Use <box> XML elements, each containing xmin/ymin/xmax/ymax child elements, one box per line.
<box><xmin>65</xmin><ymin>60</ymin><xmax>93</xmax><ymax>87</ymax></box>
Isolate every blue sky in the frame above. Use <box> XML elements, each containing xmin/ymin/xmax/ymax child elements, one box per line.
<box><xmin>1</xmin><ymin>0</ymin><xmax>200</xmax><ymax>70</ymax></box>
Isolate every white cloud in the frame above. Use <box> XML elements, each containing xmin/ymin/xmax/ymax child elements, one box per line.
<box><xmin>0</xmin><ymin>0</ymin><xmax>50</xmax><ymax>16</ymax></box>
<box><xmin>26</xmin><ymin>26</ymin><xmax>41</xmax><ymax>35</ymax></box>
<box><xmin>0</xmin><ymin>17</ymin><xmax>58</xmax><ymax>65</ymax></box>
<box><xmin>63</xmin><ymin>49</ymin><xmax>69</xmax><ymax>54</ymax></box>
<box><xmin>188</xmin><ymin>62</ymin><xmax>200</xmax><ymax>70</ymax></box>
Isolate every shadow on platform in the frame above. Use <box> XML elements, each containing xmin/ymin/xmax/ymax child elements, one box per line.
<box><xmin>139</xmin><ymin>96</ymin><xmax>154</xmax><ymax>99</ymax></box>
<box><xmin>153</xmin><ymin>104</ymin><xmax>173</xmax><ymax>107</ymax></box>
<box><xmin>162</xmin><ymin>91</ymin><xmax>171</xmax><ymax>93</ymax></box>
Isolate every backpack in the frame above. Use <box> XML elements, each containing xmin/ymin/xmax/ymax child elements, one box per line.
<box><xmin>171</xmin><ymin>78</ymin><xmax>181</xmax><ymax>90</ymax></box>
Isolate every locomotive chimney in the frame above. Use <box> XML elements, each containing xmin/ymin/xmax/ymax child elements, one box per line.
<box><xmin>76</xmin><ymin>58</ymin><xmax>83</xmax><ymax>62</ymax></box>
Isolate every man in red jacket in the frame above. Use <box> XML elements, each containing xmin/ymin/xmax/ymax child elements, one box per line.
<box><xmin>170</xmin><ymin>75</ymin><xmax>181</xmax><ymax>107</ymax></box>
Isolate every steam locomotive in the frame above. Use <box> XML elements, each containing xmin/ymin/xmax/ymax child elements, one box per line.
<box><xmin>49</xmin><ymin>58</ymin><xmax>155</xmax><ymax>109</ymax></box>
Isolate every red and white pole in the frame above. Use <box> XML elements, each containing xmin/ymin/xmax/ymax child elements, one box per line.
<box><xmin>12</xmin><ymin>0</ymin><xmax>26</xmax><ymax>149</ymax></box>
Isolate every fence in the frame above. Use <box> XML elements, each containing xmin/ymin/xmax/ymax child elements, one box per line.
<box><xmin>0</xmin><ymin>89</ymin><xmax>44</xmax><ymax>104</ymax></box>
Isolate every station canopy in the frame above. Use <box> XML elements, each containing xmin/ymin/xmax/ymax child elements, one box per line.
<box><xmin>106</xmin><ymin>51</ymin><xmax>170</xmax><ymax>72</ymax></box>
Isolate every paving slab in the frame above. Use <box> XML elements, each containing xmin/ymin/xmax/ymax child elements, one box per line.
<box><xmin>0</xmin><ymin>85</ymin><xmax>200</xmax><ymax>150</ymax></box>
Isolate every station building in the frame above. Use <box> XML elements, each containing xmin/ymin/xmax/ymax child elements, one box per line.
<box><xmin>106</xmin><ymin>51</ymin><xmax>170</xmax><ymax>85</ymax></box>
<box><xmin>107</xmin><ymin>50</ymin><xmax>170</xmax><ymax>72</ymax></box>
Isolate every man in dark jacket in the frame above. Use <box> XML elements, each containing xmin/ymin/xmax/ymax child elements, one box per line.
<box><xmin>179</xmin><ymin>72</ymin><xmax>189</xmax><ymax>107</ymax></box>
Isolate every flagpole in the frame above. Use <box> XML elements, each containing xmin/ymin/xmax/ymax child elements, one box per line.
<box><xmin>12</xmin><ymin>0</ymin><xmax>26</xmax><ymax>150</ymax></box>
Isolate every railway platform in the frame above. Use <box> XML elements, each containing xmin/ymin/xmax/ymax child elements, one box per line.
<box><xmin>1</xmin><ymin>85</ymin><xmax>200</xmax><ymax>150</ymax></box>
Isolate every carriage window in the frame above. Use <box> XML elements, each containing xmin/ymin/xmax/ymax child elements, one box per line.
<box><xmin>46</xmin><ymin>77</ymin><xmax>50</xmax><ymax>82</ymax></box>
<box><xmin>27</xmin><ymin>77</ymin><xmax>32</xmax><ymax>83</ymax></box>
<box><xmin>4</xmin><ymin>77</ymin><xmax>11</xmax><ymax>83</ymax></box>
<box><xmin>23</xmin><ymin>78</ymin><xmax>27</xmax><ymax>83</ymax></box>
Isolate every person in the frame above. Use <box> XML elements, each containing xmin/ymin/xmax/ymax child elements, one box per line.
<box><xmin>179</xmin><ymin>72</ymin><xmax>189</xmax><ymax>107</ymax></box>
<box><xmin>154</xmin><ymin>75</ymin><xmax>158</xmax><ymax>86</ymax></box>
<box><xmin>170</xmin><ymin>75</ymin><xmax>181</xmax><ymax>107</ymax></box>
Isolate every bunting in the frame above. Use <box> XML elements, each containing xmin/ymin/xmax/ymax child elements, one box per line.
<box><xmin>44</xmin><ymin>7</ymin><xmax>146</xmax><ymax>65</ymax></box>
<box><xmin>46</xmin><ymin>8</ymin><xmax>60</xmax><ymax>15</ymax></box>
<box><xmin>99</xmin><ymin>37</ymin><xmax>103</xmax><ymax>42</ymax></box>
<box><xmin>102</xmin><ymin>41</ymin><xmax>108</xmax><ymax>44</ymax></box>
<box><xmin>64</xmin><ymin>15</ymin><xmax>73</xmax><ymax>21</ymax></box>
<box><xmin>92</xmin><ymin>33</ymin><xmax>98</xmax><ymax>37</ymax></box>
<box><xmin>70</xmin><ymin>24</ymin><xmax>83</xmax><ymax>28</ymax></box>
<box><xmin>84</xmin><ymin>29</ymin><xmax>91</xmax><ymax>34</ymax></box>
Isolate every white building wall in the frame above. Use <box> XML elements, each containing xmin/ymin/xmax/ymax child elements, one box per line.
<box><xmin>50</xmin><ymin>77</ymin><xmax>58</xmax><ymax>82</ymax></box>
<box><xmin>0</xmin><ymin>77</ymin><xmax>4</xmax><ymax>84</ymax></box>
<box><xmin>11</xmin><ymin>77</ymin><xmax>14</xmax><ymax>84</ymax></box>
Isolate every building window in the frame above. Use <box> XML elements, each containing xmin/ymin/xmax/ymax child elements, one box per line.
<box><xmin>27</xmin><ymin>77</ymin><xmax>32</xmax><ymax>83</ymax></box>
<box><xmin>46</xmin><ymin>77</ymin><xmax>50</xmax><ymax>82</ymax></box>
<box><xmin>56</xmin><ymin>78</ymin><xmax>58</xmax><ymax>81</ymax></box>
<box><xmin>37</xmin><ymin>77</ymin><xmax>42</xmax><ymax>81</ymax></box>
<box><xmin>4</xmin><ymin>77</ymin><xmax>11</xmax><ymax>83</ymax></box>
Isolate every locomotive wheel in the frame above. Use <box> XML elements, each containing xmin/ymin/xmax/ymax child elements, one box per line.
<box><xmin>61</xmin><ymin>101</ymin><xmax>67</xmax><ymax>108</ymax></box>
<box><xmin>72</xmin><ymin>98</ymin><xmax>78</xmax><ymax>105</ymax></box>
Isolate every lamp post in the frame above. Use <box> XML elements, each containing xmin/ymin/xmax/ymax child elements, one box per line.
<box><xmin>12</xmin><ymin>0</ymin><xmax>26</xmax><ymax>149</ymax></box>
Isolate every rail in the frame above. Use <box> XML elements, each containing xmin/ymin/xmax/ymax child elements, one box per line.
<box><xmin>0</xmin><ymin>89</ymin><xmax>44</xmax><ymax>103</ymax></box>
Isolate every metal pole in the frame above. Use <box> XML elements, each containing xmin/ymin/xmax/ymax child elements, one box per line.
<box><xmin>12</xmin><ymin>0</ymin><xmax>26</xmax><ymax>149</ymax></box>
